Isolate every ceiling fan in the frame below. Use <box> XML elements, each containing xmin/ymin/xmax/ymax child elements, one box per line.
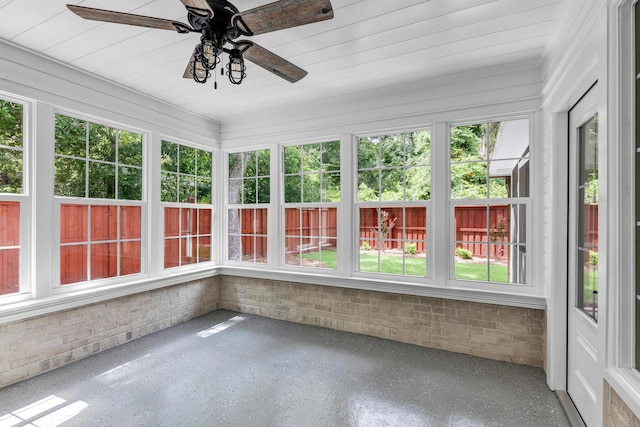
<box><xmin>66</xmin><ymin>0</ymin><xmax>334</xmax><ymax>87</ymax></box>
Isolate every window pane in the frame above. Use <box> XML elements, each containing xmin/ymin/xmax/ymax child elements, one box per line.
<box><xmin>161</xmin><ymin>172</ymin><xmax>178</xmax><ymax>202</ymax></box>
<box><xmin>381</xmin><ymin>134</ymin><xmax>404</xmax><ymax>168</ymax></box>
<box><xmin>358</xmin><ymin>137</ymin><xmax>379</xmax><ymax>169</ymax></box>
<box><xmin>405</xmin><ymin>167</ymin><xmax>430</xmax><ymax>201</ymax></box>
<box><xmin>0</xmin><ymin>201</ymin><xmax>20</xmax><ymax>296</ymax></box>
<box><xmin>197</xmin><ymin>235</ymin><xmax>211</xmax><ymax>262</ymax></box>
<box><xmin>55</xmin><ymin>157</ymin><xmax>86</xmax><ymax>197</ymax></box>
<box><xmin>284</xmin><ymin>146</ymin><xmax>301</xmax><ymax>174</ymax></box>
<box><xmin>91</xmin><ymin>242</ymin><xmax>117</xmax><ymax>280</ymax></box>
<box><xmin>358</xmin><ymin>170</ymin><xmax>379</xmax><ymax>201</ymax></box>
<box><xmin>489</xmin><ymin>176</ymin><xmax>508</xmax><ymax>199</ymax></box>
<box><xmin>228</xmin><ymin>178</ymin><xmax>242</xmax><ymax>204</ymax></box>
<box><xmin>198</xmin><ymin>208</ymin><xmax>212</xmax><ymax>235</ymax></box>
<box><xmin>91</xmin><ymin>205</ymin><xmax>117</xmax><ymax>241</ymax></box>
<box><xmin>179</xmin><ymin>177</ymin><xmax>195</xmax><ymax>203</ymax></box>
<box><xmin>88</xmin><ymin>162</ymin><xmax>116</xmax><ymax>199</ymax></box>
<box><xmin>0</xmin><ymin>100</ymin><xmax>23</xmax><ymax>148</ymax></box>
<box><xmin>118</xmin><ymin>166</ymin><xmax>142</xmax><ymax>200</ymax></box>
<box><xmin>0</xmin><ymin>147</ymin><xmax>22</xmax><ymax>194</ymax></box>
<box><xmin>119</xmin><ymin>131</ymin><xmax>142</xmax><ymax>167</ymax></box>
<box><xmin>455</xmin><ymin>255</ymin><xmax>487</xmax><ymax>281</ymax></box>
<box><xmin>161</xmin><ymin>141</ymin><xmax>178</xmax><ymax>173</ymax></box>
<box><xmin>180</xmin><ymin>145</ymin><xmax>196</xmax><ymax>175</ymax></box>
<box><xmin>450</xmin><ymin>125</ymin><xmax>484</xmax><ymax>162</ymax></box>
<box><xmin>450</xmin><ymin>162</ymin><xmax>487</xmax><ymax>199</ymax></box>
<box><xmin>257</xmin><ymin>177</ymin><xmax>270</xmax><ymax>203</ymax></box>
<box><xmin>164</xmin><ymin>238</ymin><xmax>180</xmax><ymax>268</ymax></box>
<box><xmin>381</xmin><ymin>169</ymin><xmax>403</xmax><ymax>200</ymax></box>
<box><xmin>303</xmin><ymin>143</ymin><xmax>321</xmax><ymax>172</ymax></box>
<box><xmin>0</xmin><ymin>249</ymin><xmax>19</xmax><ymax>296</ymax></box>
<box><xmin>60</xmin><ymin>204</ymin><xmax>88</xmax><ymax>243</ymax></box>
<box><xmin>406</xmin><ymin>131</ymin><xmax>430</xmax><ymax>167</ymax></box>
<box><xmin>89</xmin><ymin>123</ymin><xmax>115</xmax><ymax>162</ymax></box>
<box><xmin>55</xmin><ymin>115</ymin><xmax>86</xmax><ymax>157</ymax></box>
<box><xmin>322</xmin><ymin>172</ymin><xmax>340</xmax><ymax>202</ymax></box>
<box><xmin>121</xmin><ymin>206</ymin><xmax>141</xmax><ymax>239</ymax></box>
<box><xmin>60</xmin><ymin>244</ymin><xmax>87</xmax><ymax>285</ymax></box>
<box><xmin>243</xmin><ymin>178</ymin><xmax>257</xmax><ymax>204</ymax></box>
<box><xmin>164</xmin><ymin>207</ymin><xmax>180</xmax><ymax>237</ymax></box>
<box><xmin>284</xmin><ymin>208</ymin><xmax>337</xmax><ymax>269</ymax></box>
<box><xmin>197</xmin><ymin>150</ymin><xmax>211</xmax><ymax>177</ymax></box>
<box><xmin>322</xmin><ymin>141</ymin><xmax>340</xmax><ymax>171</ymax></box>
<box><xmin>120</xmin><ymin>241</ymin><xmax>141</xmax><ymax>276</ymax></box>
<box><xmin>284</xmin><ymin>175</ymin><xmax>301</xmax><ymax>203</ymax></box>
<box><xmin>244</xmin><ymin>151</ymin><xmax>257</xmax><ymax>177</ymax></box>
<box><xmin>303</xmin><ymin>174</ymin><xmax>320</xmax><ymax>203</ymax></box>
<box><xmin>197</xmin><ymin>178</ymin><xmax>212</xmax><ymax>204</ymax></box>
<box><xmin>257</xmin><ymin>149</ymin><xmax>270</xmax><ymax>176</ymax></box>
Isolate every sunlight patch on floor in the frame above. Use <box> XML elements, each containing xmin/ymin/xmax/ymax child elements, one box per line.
<box><xmin>0</xmin><ymin>395</ymin><xmax>88</xmax><ymax>427</ymax></box>
<box><xmin>197</xmin><ymin>316</ymin><xmax>246</xmax><ymax>338</ymax></box>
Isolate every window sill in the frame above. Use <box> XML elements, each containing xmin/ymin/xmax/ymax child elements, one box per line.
<box><xmin>0</xmin><ymin>266</ymin><xmax>219</xmax><ymax>325</ymax></box>
<box><xmin>219</xmin><ymin>266</ymin><xmax>546</xmax><ymax>309</ymax></box>
<box><xmin>605</xmin><ymin>368</ymin><xmax>640</xmax><ymax>421</ymax></box>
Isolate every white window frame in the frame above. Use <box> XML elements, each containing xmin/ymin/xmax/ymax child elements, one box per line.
<box><xmin>280</xmin><ymin>139</ymin><xmax>341</xmax><ymax>273</ymax></box>
<box><xmin>159</xmin><ymin>138</ymin><xmax>214</xmax><ymax>272</ymax></box>
<box><xmin>52</xmin><ymin>110</ymin><xmax>148</xmax><ymax>291</ymax></box>
<box><xmin>353</xmin><ymin>127</ymin><xmax>433</xmax><ymax>282</ymax></box>
<box><xmin>446</xmin><ymin>118</ymin><xmax>533</xmax><ymax>290</ymax></box>
<box><xmin>0</xmin><ymin>93</ymin><xmax>30</xmax><ymax>304</ymax></box>
<box><xmin>225</xmin><ymin>147</ymin><xmax>271</xmax><ymax>266</ymax></box>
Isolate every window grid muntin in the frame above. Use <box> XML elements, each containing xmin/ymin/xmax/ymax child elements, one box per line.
<box><xmin>283</xmin><ymin>141</ymin><xmax>340</xmax><ymax>204</ymax></box>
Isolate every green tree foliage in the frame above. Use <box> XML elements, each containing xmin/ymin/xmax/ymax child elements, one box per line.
<box><xmin>54</xmin><ymin>114</ymin><xmax>145</xmax><ymax>200</ymax></box>
<box><xmin>283</xmin><ymin>142</ymin><xmax>340</xmax><ymax>203</ymax></box>
<box><xmin>161</xmin><ymin>141</ymin><xmax>211</xmax><ymax>204</ymax></box>
<box><xmin>357</xmin><ymin>131</ymin><xmax>430</xmax><ymax>201</ymax></box>
<box><xmin>0</xmin><ymin>100</ymin><xmax>23</xmax><ymax>193</ymax></box>
<box><xmin>450</xmin><ymin>124</ymin><xmax>509</xmax><ymax>199</ymax></box>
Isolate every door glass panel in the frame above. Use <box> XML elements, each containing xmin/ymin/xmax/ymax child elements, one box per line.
<box><xmin>577</xmin><ymin>114</ymin><xmax>598</xmax><ymax>321</ymax></box>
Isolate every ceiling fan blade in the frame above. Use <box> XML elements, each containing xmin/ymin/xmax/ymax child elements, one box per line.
<box><xmin>180</xmin><ymin>0</ymin><xmax>213</xmax><ymax>14</ymax></box>
<box><xmin>67</xmin><ymin>4</ymin><xmax>180</xmax><ymax>31</ymax></box>
<box><xmin>233</xmin><ymin>0</ymin><xmax>333</xmax><ymax>36</ymax></box>
<box><xmin>241</xmin><ymin>41</ymin><xmax>307</xmax><ymax>83</ymax></box>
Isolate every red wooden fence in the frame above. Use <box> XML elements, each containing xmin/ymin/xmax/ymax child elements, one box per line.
<box><xmin>454</xmin><ymin>205</ymin><xmax>510</xmax><ymax>260</ymax></box>
<box><xmin>164</xmin><ymin>207</ymin><xmax>212</xmax><ymax>268</ymax></box>
<box><xmin>59</xmin><ymin>204</ymin><xmax>142</xmax><ymax>284</ymax></box>
<box><xmin>359</xmin><ymin>207</ymin><xmax>427</xmax><ymax>252</ymax></box>
<box><xmin>284</xmin><ymin>208</ymin><xmax>337</xmax><ymax>254</ymax></box>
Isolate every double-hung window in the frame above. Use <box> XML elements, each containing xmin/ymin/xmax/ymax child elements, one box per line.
<box><xmin>283</xmin><ymin>141</ymin><xmax>340</xmax><ymax>269</ymax></box>
<box><xmin>0</xmin><ymin>96</ymin><xmax>25</xmax><ymax>297</ymax></box>
<box><xmin>450</xmin><ymin>119</ymin><xmax>530</xmax><ymax>284</ymax></box>
<box><xmin>356</xmin><ymin>130</ymin><xmax>431</xmax><ymax>277</ymax></box>
<box><xmin>227</xmin><ymin>149</ymin><xmax>269</xmax><ymax>263</ymax></box>
<box><xmin>161</xmin><ymin>140</ymin><xmax>213</xmax><ymax>269</ymax></box>
<box><xmin>54</xmin><ymin>114</ymin><xmax>144</xmax><ymax>286</ymax></box>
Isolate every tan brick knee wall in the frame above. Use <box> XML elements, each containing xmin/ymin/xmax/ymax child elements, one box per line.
<box><xmin>0</xmin><ymin>276</ymin><xmax>220</xmax><ymax>389</ymax></box>
<box><xmin>220</xmin><ymin>276</ymin><xmax>545</xmax><ymax>368</ymax></box>
<box><xmin>607</xmin><ymin>382</ymin><xmax>640</xmax><ymax>427</ymax></box>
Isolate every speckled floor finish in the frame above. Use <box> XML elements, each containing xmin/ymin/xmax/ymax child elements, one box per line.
<box><xmin>0</xmin><ymin>310</ymin><xmax>569</xmax><ymax>427</ymax></box>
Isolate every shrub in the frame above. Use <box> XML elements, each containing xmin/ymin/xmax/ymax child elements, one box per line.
<box><xmin>589</xmin><ymin>250</ymin><xmax>598</xmax><ymax>266</ymax></box>
<box><xmin>455</xmin><ymin>247</ymin><xmax>473</xmax><ymax>259</ymax></box>
<box><xmin>360</xmin><ymin>242</ymin><xmax>371</xmax><ymax>251</ymax></box>
<box><xmin>405</xmin><ymin>243</ymin><xmax>417</xmax><ymax>255</ymax></box>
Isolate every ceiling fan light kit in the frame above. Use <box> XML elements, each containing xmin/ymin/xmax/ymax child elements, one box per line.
<box><xmin>66</xmin><ymin>0</ymin><xmax>334</xmax><ymax>89</ymax></box>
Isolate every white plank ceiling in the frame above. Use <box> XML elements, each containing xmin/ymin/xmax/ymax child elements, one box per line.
<box><xmin>0</xmin><ymin>0</ymin><xmax>566</xmax><ymax>124</ymax></box>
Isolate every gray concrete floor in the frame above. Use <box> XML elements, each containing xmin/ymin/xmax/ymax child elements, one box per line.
<box><xmin>0</xmin><ymin>310</ymin><xmax>570</xmax><ymax>426</ymax></box>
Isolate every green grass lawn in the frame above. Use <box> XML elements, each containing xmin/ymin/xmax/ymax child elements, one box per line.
<box><xmin>300</xmin><ymin>250</ymin><xmax>509</xmax><ymax>282</ymax></box>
